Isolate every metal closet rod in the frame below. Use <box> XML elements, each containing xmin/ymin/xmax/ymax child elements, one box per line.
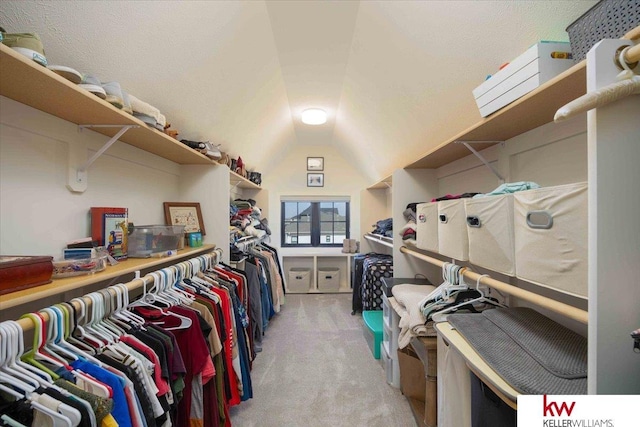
<box><xmin>399</xmin><ymin>246</ymin><xmax>588</xmax><ymax>324</ymax></box>
<box><xmin>14</xmin><ymin>251</ymin><xmax>220</xmax><ymax>333</ymax></box>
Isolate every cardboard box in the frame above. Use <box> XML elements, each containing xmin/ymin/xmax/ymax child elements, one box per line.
<box><xmin>398</xmin><ymin>346</ymin><xmax>426</xmax><ymax>401</ymax></box>
<box><xmin>473</xmin><ymin>42</ymin><xmax>573</xmax><ymax>117</ymax></box>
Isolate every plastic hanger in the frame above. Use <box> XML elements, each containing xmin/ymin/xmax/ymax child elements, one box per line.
<box><xmin>40</xmin><ymin>308</ymin><xmax>78</xmax><ymax>363</ymax></box>
<box><xmin>30</xmin><ymin>395</ymin><xmax>73</xmax><ymax>427</ymax></box>
<box><xmin>3</xmin><ymin>321</ymin><xmax>53</xmax><ymax>386</ymax></box>
<box><xmin>0</xmin><ymin>322</ymin><xmax>41</xmax><ymax>390</ymax></box>
<box><xmin>0</xmin><ymin>323</ymin><xmax>37</xmax><ymax>394</ymax></box>
<box><xmin>69</xmin><ymin>298</ymin><xmax>106</xmax><ymax>350</ymax></box>
<box><xmin>18</xmin><ymin>313</ymin><xmax>62</xmax><ymax>379</ymax></box>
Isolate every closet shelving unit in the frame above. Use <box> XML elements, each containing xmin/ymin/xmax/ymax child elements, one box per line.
<box><xmin>363</xmin><ymin>232</ymin><xmax>393</xmax><ymax>249</ymax></box>
<box><xmin>0</xmin><ymin>44</ymin><xmax>214</xmax><ymax>166</ymax></box>
<box><xmin>0</xmin><ymin>44</ymin><xmax>232</xmax><ymax>312</ymax></box>
<box><xmin>376</xmin><ymin>31</ymin><xmax>640</xmax><ymax>402</ymax></box>
<box><xmin>0</xmin><ymin>244</ymin><xmax>216</xmax><ymax>312</ymax></box>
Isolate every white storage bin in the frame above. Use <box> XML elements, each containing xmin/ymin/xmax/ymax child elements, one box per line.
<box><xmin>437</xmin><ymin>199</ymin><xmax>469</xmax><ymax>261</ymax></box>
<box><xmin>416</xmin><ymin>202</ymin><xmax>439</xmax><ymax>252</ymax></box>
<box><xmin>514</xmin><ymin>182</ymin><xmax>588</xmax><ymax>298</ymax></box>
<box><xmin>465</xmin><ymin>194</ymin><xmax>516</xmax><ymax>276</ymax></box>
<box><xmin>472</xmin><ymin>42</ymin><xmax>573</xmax><ymax>117</ymax></box>
<box><xmin>287</xmin><ymin>267</ymin><xmax>311</xmax><ymax>293</ymax></box>
<box><xmin>318</xmin><ymin>268</ymin><xmax>340</xmax><ymax>291</ymax></box>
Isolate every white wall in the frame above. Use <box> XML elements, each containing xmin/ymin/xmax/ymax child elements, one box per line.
<box><xmin>263</xmin><ymin>144</ymin><xmax>368</xmax><ymax>255</ymax></box>
<box><xmin>0</xmin><ymin>96</ymin><xmax>226</xmax><ymax>258</ymax></box>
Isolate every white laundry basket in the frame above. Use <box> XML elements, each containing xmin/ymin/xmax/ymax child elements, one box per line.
<box><xmin>416</xmin><ymin>202</ymin><xmax>439</xmax><ymax>252</ymax></box>
<box><xmin>437</xmin><ymin>199</ymin><xmax>469</xmax><ymax>261</ymax></box>
<box><xmin>465</xmin><ymin>194</ymin><xmax>516</xmax><ymax>276</ymax></box>
<box><xmin>514</xmin><ymin>182</ymin><xmax>588</xmax><ymax>298</ymax></box>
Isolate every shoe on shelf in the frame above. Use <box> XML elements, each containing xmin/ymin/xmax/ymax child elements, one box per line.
<box><xmin>101</xmin><ymin>81</ymin><xmax>124</xmax><ymax>109</ymax></box>
<box><xmin>78</xmin><ymin>74</ymin><xmax>106</xmax><ymax>99</ymax></box>
<box><xmin>1</xmin><ymin>29</ymin><xmax>47</xmax><ymax>66</ymax></box>
<box><xmin>47</xmin><ymin>65</ymin><xmax>82</xmax><ymax>84</ymax></box>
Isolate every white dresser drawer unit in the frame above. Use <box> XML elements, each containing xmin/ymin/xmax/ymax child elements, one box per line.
<box><xmin>437</xmin><ymin>199</ymin><xmax>470</xmax><ymax>261</ymax></box>
<box><xmin>465</xmin><ymin>194</ymin><xmax>516</xmax><ymax>276</ymax></box>
<box><xmin>514</xmin><ymin>182</ymin><xmax>588</xmax><ymax>298</ymax></box>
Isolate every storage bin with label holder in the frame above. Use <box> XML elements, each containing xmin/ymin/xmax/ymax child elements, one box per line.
<box><xmin>416</xmin><ymin>202</ymin><xmax>439</xmax><ymax>253</ymax></box>
<box><xmin>318</xmin><ymin>268</ymin><xmax>340</xmax><ymax>291</ymax></box>
<box><xmin>514</xmin><ymin>182</ymin><xmax>588</xmax><ymax>298</ymax></box>
<box><xmin>438</xmin><ymin>199</ymin><xmax>469</xmax><ymax>261</ymax></box>
<box><xmin>465</xmin><ymin>194</ymin><xmax>516</xmax><ymax>276</ymax></box>
<box><xmin>287</xmin><ymin>267</ymin><xmax>311</xmax><ymax>293</ymax></box>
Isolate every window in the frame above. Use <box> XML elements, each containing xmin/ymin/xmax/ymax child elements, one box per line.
<box><xmin>282</xmin><ymin>200</ymin><xmax>350</xmax><ymax>247</ymax></box>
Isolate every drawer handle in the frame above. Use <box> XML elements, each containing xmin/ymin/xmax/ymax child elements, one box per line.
<box><xmin>526</xmin><ymin>210</ymin><xmax>553</xmax><ymax>229</ymax></box>
<box><xmin>439</xmin><ymin>214</ymin><xmax>448</xmax><ymax>224</ymax></box>
<box><xmin>466</xmin><ymin>216</ymin><xmax>481</xmax><ymax>228</ymax></box>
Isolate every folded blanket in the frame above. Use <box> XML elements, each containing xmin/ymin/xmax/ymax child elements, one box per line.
<box><xmin>391</xmin><ymin>284</ymin><xmax>437</xmax><ymax>349</ymax></box>
<box><xmin>128</xmin><ymin>93</ymin><xmax>162</xmax><ymax>123</ymax></box>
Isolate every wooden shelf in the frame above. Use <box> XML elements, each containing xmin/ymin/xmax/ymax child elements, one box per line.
<box><xmin>230</xmin><ymin>170</ymin><xmax>261</xmax><ymax>189</ymax></box>
<box><xmin>405</xmin><ymin>61</ymin><xmax>586</xmax><ymax>169</ymax></box>
<box><xmin>367</xmin><ymin>175</ymin><xmax>392</xmax><ymax>190</ymax></box>
<box><xmin>363</xmin><ymin>58</ymin><xmax>587</xmax><ymax>192</ymax></box>
<box><xmin>0</xmin><ymin>245</ymin><xmax>216</xmax><ymax>311</ymax></box>
<box><xmin>0</xmin><ymin>44</ymin><xmax>214</xmax><ymax>165</ymax></box>
<box><xmin>364</xmin><ymin>233</ymin><xmax>393</xmax><ymax>248</ymax></box>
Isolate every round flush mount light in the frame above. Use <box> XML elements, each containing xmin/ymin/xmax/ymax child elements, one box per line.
<box><xmin>301</xmin><ymin>108</ymin><xmax>327</xmax><ymax>125</ymax></box>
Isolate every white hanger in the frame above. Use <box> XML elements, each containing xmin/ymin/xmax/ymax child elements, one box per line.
<box><xmin>3</xmin><ymin>321</ymin><xmax>52</xmax><ymax>386</ymax></box>
<box><xmin>40</xmin><ymin>308</ymin><xmax>78</xmax><ymax>363</ymax></box>
<box><xmin>0</xmin><ymin>323</ymin><xmax>37</xmax><ymax>394</ymax></box>
<box><xmin>0</xmin><ymin>322</ymin><xmax>41</xmax><ymax>390</ymax></box>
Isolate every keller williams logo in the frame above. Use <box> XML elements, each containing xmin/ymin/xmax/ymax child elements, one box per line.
<box><xmin>543</xmin><ymin>395</ymin><xmax>576</xmax><ymax>417</ymax></box>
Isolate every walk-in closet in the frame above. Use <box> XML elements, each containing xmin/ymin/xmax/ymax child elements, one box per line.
<box><xmin>1</xmin><ymin>1</ymin><xmax>639</xmax><ymax>426</ymax></box>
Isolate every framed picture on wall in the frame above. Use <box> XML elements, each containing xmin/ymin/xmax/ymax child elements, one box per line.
<box><xmin>163</xmin><ymin>202</ymin><xmax>206</xmax><ymax>235</ymax></box>
<box><xmin>307</xmin><ymin>173</ymin><xmax>324</xmax><ymax>187</ymax></box>
<box><xmin>307</xmin><ymin>157</ymin><xmax>324</xmax><ymax>171</ymax></box>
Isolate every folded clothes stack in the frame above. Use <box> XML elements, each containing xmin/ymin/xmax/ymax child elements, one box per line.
<box><xmin>128</xmin><ymin>94</ymin><xmax>166</xmax><ymax>131</ymax></box>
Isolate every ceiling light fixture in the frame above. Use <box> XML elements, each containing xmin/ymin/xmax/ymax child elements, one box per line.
<box><xmin>301</xmin><ymin>108</ymin><xmax>327</xmax><ymax>125</ymax></box>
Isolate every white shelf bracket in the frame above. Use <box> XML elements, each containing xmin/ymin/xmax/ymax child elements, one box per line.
<box><xmin>455</xmin><ymin>140</ymin><xmax>505</xmax><ymax>183</ymax></box>
<box><xmin>384</xmin><ymin>181</ymin><xmax>392</xmax><ymax>188</ymax></box>
<box><xmin>67</xmin><ymin>124</ymin><xmax>138</xmax><ymax>193</ymax></box>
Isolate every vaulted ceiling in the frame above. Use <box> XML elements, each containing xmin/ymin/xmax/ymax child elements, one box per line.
<box><xmin>0</xmin><ymin>1</ymin><xmax>596</xmax><ymax>184</ymax></box>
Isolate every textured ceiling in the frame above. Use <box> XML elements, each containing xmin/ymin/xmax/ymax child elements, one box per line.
<box><xmin>0</xmin><ymin>1</ymin><xmax>597</xmax><ymax>184</ymax></box>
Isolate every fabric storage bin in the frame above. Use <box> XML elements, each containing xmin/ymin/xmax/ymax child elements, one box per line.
<box><xmin>318</xmin><ymin>267</ymin><xmax>340</xmax><ymax>291</ymax></box>
<box><xmin>465</xmin><ymin>195</ymin><xmax>516</xmax><ymax>276</ymax></box>
<box><xmin>437</xmin><ymin>199</ymin><xmax>469</xmax><ymax>261</ymax></box>
<box><xmin>416</xmin><ymin>202</ymin><xmax>439</xmax><ymax>252</ymax></box>
<box><xmin>514</xmin><ymin>182</ymin><xmax>588</xmax><ymax>298</ymax></box>
<box><xmin>287</xmin><ymin>267</ymin><xmax>311</xmax><ymax>293</ymax></box>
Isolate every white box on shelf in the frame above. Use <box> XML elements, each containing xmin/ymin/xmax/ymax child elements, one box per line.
<box><xmin>318</xmin><ymin>268</ymin><xmax>340</xmax><ymax>291</ymax></box>
<box><xmin>437</xmin><ymin>199</ymin><xmax>469</xmax><ymax>261</ymax></box>
<box><xmin>465</xmin><ymin>194</ymin><xmax>516</xmax><ymax>276</ymax></box>
<box><xmin>473</xmin><ymin>41</ymin><xmax>573</xmax><ymax>117</ymax></box>
<box><xmin>416</xmin><ymin>202</ymin><xmax>439</xmax><ymax>252</ymax></box>
<box><xmin>287</xmin><ymin>267</ymin><xmax>311</xmax><ymax>293</ymax></box>
<box><xmin>514</xmin><ymin>182</ymin><xmax>588</xmax><ymax>298</ymax></box>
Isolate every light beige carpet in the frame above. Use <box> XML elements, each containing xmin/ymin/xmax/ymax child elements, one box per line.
<box><xmin>229</xmin><ymin>293</ymin><xmax>417</xmax><ymax>427</ymax></box>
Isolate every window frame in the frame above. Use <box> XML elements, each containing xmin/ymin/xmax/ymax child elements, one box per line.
<box><xmin>281</xmin><ymin>200</ymin><xmax>350</xmax><ymax>248</ymax></box>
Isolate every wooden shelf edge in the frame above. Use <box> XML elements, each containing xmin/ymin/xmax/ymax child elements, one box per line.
<box><xmin>364</xmin><ymin>233</ymin><xmax>394</xmax><ymax>248</ymax></box>
<box><xmin>367</xmin><ymin>175</ymin><xmax>393</xmax><ymax>190</ymax></box>
<box><xmin>0</xmin><ymin>44</ymin><xmax>214</xmax><ymax>166</ymax></box>
<box><xmin>0</xmin><ymin>245</ymin><xmax>216</xmax><ymax>311</ymax></box>
<box><xmin>230</xmin><ymin>170</ymin><xmax>261</xmax><ymax>189</ymax></box>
